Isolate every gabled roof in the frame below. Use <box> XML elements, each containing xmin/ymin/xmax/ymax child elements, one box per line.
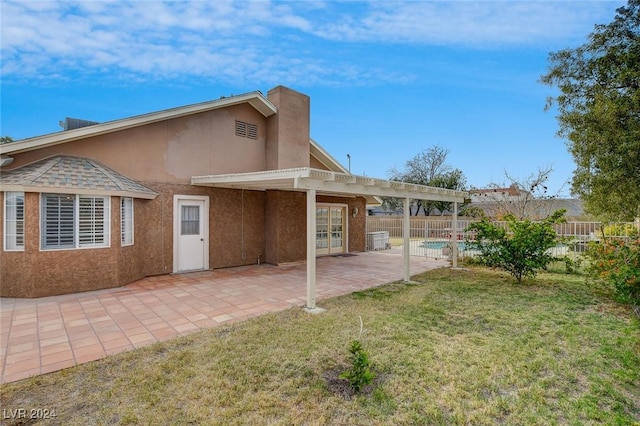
<box><xmin>309</xmin><ymin>138</ymin><xmax>349</xmax><ymax>174</ymax></box>
<box><xmin>0</xmin><ymin>91</ymin><xmax>277</xmax><ymax>156</ymax></box>
<box><xmin>0</xmin><ymin>155</ymin><xmax>158</xmax><ymax>199</ymax></box>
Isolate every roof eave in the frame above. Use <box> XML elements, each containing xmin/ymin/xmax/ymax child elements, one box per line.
<box><xmin>309</xmin><ymin>139</ymin><xmax>349</xmax><ymax>174</ymax></box>
<box><xmin>0</xmin><ymin>184</ymin><xmax>158</xmax><ymax>200</ymax></box>
<box><xmin>0</xmin><ymin>91</ymin><xmax>277</xmax><ymax>156</ymax></box>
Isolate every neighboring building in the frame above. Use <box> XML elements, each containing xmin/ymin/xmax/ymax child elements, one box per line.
<box><xmin>470</xmin><ymin>186</ymin><xmax>586</xmax><ymax>220</ymax></box>
<box><xmin>469</xmin><ymin>185</ymin><xmax>529</xmax><ymax>203</ymax></box>
<box><xmin>0</xmin><ymin>86</ymin><xmax>373</xmax><ymax>297</ymax></box>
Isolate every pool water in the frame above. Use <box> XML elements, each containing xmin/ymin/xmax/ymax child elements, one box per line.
<box><xmin>421</xmin><ymin>241</ymin><xmax>468</xmax><ymax>250</ymax></box>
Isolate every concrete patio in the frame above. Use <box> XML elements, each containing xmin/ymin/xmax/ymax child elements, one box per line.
<box><xmin>0</xmin><ymin>251</ymin><xmax>448</xmax><ymax>384</ymax></box>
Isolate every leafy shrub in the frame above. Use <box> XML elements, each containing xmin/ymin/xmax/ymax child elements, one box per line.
<box><xmin>465</xmin><ymin>210</ymin><xmax>565</xmax><ymax>283</ymax></box>
<box><xmin>339</xmin><ymin>340</ymin><xmax>375</xmax><ymax>393</ymax></box>
<box><xmin>601</xmin><ymin>223</ymin><xmax>639</xmax><ymax>238</ymax></box>
<box><xmin>586</xmin><ymin>238</ymin><xmax>640</xmax><ymax>310</ymax></box>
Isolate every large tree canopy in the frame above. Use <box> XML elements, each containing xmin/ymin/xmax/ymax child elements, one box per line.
<box><xmin>540</xmin><ymin>0</ymin><xmax>640</xmax><ymax>221</ymax></box>
<box><xmin>386</xmin><ymin>145</ymin><xmax>467</xmax><ymax>216</ymax></box>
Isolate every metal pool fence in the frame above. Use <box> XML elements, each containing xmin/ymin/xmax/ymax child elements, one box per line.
<box><xmin>365</xmin><ymin>217</ymin><xmax>639</xmax><ymax>260</ymax></box>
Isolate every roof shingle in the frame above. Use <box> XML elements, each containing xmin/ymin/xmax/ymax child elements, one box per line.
<box><xmin>0</xmin><ymin>156</ymin><xmax>157</xmax><ymax>199</ymax></box>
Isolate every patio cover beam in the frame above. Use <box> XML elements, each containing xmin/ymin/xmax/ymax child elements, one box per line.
<box><xmin>192</xmin><ymin>167</ymin><xmax>467</xmax><ymax>203</ymax></box>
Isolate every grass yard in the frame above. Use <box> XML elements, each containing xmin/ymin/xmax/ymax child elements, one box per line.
<box><xmin>1</xmin><ymin>267</ymin><xmax>639</xmax><ymax>425</ymax></box>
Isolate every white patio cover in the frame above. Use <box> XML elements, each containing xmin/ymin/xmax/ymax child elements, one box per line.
<box><xmin>192</xmin><ymin>167</ymin><xmax>468</xmax><ymax>310</ymax></box>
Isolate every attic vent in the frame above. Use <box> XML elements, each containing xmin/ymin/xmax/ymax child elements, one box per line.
<box><xmin>235</xmin><ymin>120</ymin><xmax>258</xmax><ymax>140</ymax></box>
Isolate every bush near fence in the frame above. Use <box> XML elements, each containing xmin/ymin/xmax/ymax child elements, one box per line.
<box><xmin>365</xmin><ymin>217</ymin><xmax>640</xmax><ymax>259</ymax></box>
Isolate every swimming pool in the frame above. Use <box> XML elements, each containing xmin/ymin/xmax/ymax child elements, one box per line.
<box><xmin>421</xmin><ymin>241</ymin><xmax>468</xmax><ymax>250</ymax></box>
<box><xmin>420</xmin><ymin>241</ymin><xmax>569</xmax><ymax>256</ymax></box>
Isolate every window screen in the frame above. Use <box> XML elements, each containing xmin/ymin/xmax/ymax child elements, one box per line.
<box><xmin>181</xmin><ymin>205</ymin><xmax>200</xmax><ymax>235</ymax></box>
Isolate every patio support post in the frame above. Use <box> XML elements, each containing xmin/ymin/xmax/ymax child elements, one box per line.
<box><xmin>403</xmin><ymin>197</ymin><xmax>411</xmax><ymax>282</ymax></box>
<box><xmin>452</xmin><ymin>201</ymin><xmax>458</xmax><ymax>268</ymax></box>
<box><xmin>306</xmin><ymin>189</ymin><xmax>317</xmax><ymax>309</ymax></box>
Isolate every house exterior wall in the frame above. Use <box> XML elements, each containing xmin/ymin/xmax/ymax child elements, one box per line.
<box><xmin>318</xmin><ymin>195</ymin><xmax>367</xmax><ymax>255</ymax></box>
<box><xmin>0</xmin><ymin>192</ymin><xmax>143</xmax><ymax>298</ymax></box>
<box><xmin>310</xmin><ymin>156</ymin><xmax>328</xmax><ymax>170</ymax></box>
<box><xmin>0</xmin><ymin>187</ymin><xmax>366</xmax><ymax>297</ymax></box>
<box><xmin>264</xmin><ymin>191</ymin><xmax>366</xmax><ymax>265</ymax></box>
<box><xmin>5</xmin><ymin>103</ymin><xmax>269</xmax><ymax>183</ymax></box>
<box><xmin>0</xmin><ymin>87</ymin><xmax>368</xmax><ymax>298</ymax></box>
<box><xmin>264</xmin><ymin>191</ymin><xmax>307</xmax><ymax>264</ymax></box>
<box><xmin>0</xmin><ymin>186</ymin><xmax>268</xmax><ymax>297</ymax></box>
<box><xmin>135</xmin><ymin>183</ymin><xmax>267</xmax><ymax>274</ymax></box>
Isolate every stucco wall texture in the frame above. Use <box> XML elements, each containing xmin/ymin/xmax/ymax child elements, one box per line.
<box><xmin>0</xmin><ymin>87</ymin><xmax>369</xmax><ymax>297</ymax></box>
<box><xmin>0</xmin><ymin>189</ymin><xmax>367</xmax><ymax>298</ymax></box>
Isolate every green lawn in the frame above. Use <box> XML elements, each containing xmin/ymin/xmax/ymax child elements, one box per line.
<box><xmin>1</xmin><ymin>267</ymin><xmax>638</xmax><ymax>425</ymax></box>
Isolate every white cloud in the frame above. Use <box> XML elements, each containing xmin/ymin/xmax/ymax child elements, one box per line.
<box><xmin>0</xmin><ymin>0</ymin><xmax>624</xmax><ymax>86</ymax></box>
<box><xmin>312</xmin><ymin>1</ymin><xmax>623</xmax><ymax>46</ymax></box>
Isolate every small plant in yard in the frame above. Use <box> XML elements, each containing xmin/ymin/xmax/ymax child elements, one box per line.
<box><xmin>339</xmin><ymin>316</ymin><xmax>375</xmax><ymax>394</ymax></box>
<box><xmin>465</xmin><ymin>209</ymin><xmax>566</xmax><ymax>283</ymax></box>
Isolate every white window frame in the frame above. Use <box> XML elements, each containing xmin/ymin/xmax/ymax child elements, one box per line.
<box><xmin>315</xmin><ymin>202</ymin><xmax>348</xmax><ymax>255</ymax></box>
<box><xmin>121</xmin><ymin>197</ymin><xmax>134</xmax><ymax>246</ymax></box>
<box><xmin>4</xmin><ymin>191</ymin><xmax>25</xmax><ymax>251</ymax></box>
<box><xmin>41</xmin><ymin>194</ymin><xmax>110</xmax><ymax>250</ymax></box>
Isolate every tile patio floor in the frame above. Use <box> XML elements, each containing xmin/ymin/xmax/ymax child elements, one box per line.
<box><xmin>0</xmin><ymin>251</ymin><xmax>448</xmax><ymax>384</ymax></box>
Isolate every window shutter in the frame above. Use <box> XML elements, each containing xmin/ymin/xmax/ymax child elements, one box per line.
<box><xmin>79</xmin><ymin>196</ymin><xmax>107</xmax><ymax>247</ymax></box>
<box><xmin>41</xmin><ymin>194</ymin><xmax>109</xmax><ymax>249</ymax></box>
<box><xmin>43</xmin><ymin>194</ymin><xmax>75</xmax><ymax>249</ymax></box>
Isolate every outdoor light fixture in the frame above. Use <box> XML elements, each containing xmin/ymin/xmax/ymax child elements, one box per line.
<box><xmin>352</xmin><ymin>207</ymin><xmax>358</xmax><ymax>217</ymax></box>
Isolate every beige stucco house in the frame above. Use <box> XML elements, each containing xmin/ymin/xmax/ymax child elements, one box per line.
<box><xmin>0</xmin><ymin>85</ymin><xmax>467</xmax><ymax>301</ymax></box>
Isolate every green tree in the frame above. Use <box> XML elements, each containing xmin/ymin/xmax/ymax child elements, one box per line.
<box><xmin>0</xmin><ymin>136</ymin><xmax>14</xmax><ymax>144</ymax></box>
<box><xmin>465</xmin><ymin>210</ymin><xmax>566</xmax><ymax>283</ymax></box>
<box><xmin>540</xmin><ymin>0</ymin><xmax>640</xmax><ymax>221</ymax></box>
<box><xmin>386</xmin><ymin>145</ymin><xmax>467</xmax><ymax>215</ymax></box>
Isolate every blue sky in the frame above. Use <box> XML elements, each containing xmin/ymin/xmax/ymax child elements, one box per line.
<box><xmin>0</xmin><ymin>1</ymin><xmax>626</xmax><ymax>196</ymax></box>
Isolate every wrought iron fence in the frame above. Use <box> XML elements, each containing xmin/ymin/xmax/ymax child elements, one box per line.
<box><xmin>365</xmin><ymin>217</ymin><xmax>639</xmax><ymax>260</ymax></box>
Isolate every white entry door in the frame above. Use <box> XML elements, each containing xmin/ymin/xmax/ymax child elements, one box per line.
<box><xmin>174</xmin><ymin>196</ymin><xmax>209</xmax><ymax>272</ymax></box>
